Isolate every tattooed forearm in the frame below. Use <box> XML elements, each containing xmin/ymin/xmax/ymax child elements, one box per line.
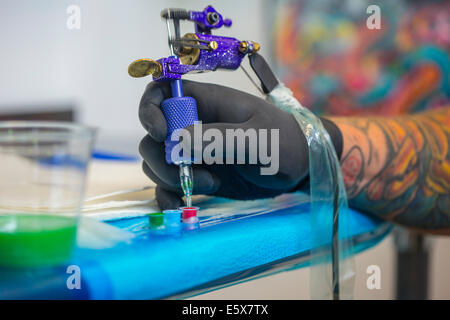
<box><xmin>330</xmin><ymin>107</ymin><xmax>450</xmax><ymax>234</ymax></box>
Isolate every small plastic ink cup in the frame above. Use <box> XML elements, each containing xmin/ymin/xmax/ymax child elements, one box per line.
<box><xmin>148</xmin><ymin>213</ymin><xmax>165</xmax><ymax>234</ymax></box>
<box><xmin>163</xmin><ymin>210</ymin><xmax>182</xmax><ymax>226</ymax></box>
<box><xmin>163</xmin><ymin>209</ymin><xmax>182</xmax><ymax>234</ymax></box>
<box><xmin>179</xmin><ymin>206</ymin><xmax>200</xmax><ymax>230</ymax></box>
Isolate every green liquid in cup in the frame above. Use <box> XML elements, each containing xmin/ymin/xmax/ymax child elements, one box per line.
<box><xmin>0</xmin><ymin>214</ymin><xmax>77</xmax><ymax>268</ymax></box>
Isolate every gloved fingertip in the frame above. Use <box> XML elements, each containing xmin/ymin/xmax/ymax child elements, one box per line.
<box><xmin>193</xmin><ymin>169</ymin><xmax>220</xmax><ymax>194</ymax></box>
<box><xmin>156</xmin><ymin>186</ymin><xmax>184</xmax><ymax>211</ymax></box>
<box><xmin>139</xmin><ymin>135</ymin><xmax>156</xmax><ymax>159</ymax></box>
<box><xmin>139</xmin><ymin>104</ymin><xmax>168</xmax><ymax>142</ymax></box>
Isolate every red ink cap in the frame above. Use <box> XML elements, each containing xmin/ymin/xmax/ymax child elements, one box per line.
<box><xmin>180</xmin><ymin>206</ymin><xmax>199</xmax><ymax>219</ymax></box>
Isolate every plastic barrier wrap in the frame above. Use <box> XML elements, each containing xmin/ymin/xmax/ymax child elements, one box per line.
<box><xmin>268</xmin><ymin>83</ymin><xmax>355</xmax><ymax>299</ymax></box>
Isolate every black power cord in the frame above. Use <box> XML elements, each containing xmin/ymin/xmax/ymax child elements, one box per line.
<box><xmin>330</xmin><ymin>147</ymin><xmax>340</xmax><ymax>300</ymax></box>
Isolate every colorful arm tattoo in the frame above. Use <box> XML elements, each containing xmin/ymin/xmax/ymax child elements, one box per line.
<box><xmin>330</xmin><ymin>107</ymin><xmax>450</xmax><ymax>234</ymax></box>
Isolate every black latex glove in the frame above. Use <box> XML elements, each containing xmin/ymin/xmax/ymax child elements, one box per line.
<box><xmin>138</xmin><ymin>80</ymin><xmax>342</xmax><ymax>210</ymax></box>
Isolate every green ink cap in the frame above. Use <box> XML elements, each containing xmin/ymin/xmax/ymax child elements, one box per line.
<box><xmin>148</xmin><ymin>213</ymin><xmax>164</xmax><ymax>228</ymax></box>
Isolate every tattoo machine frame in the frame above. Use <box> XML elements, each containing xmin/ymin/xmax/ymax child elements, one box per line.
<box><xmin>128</xmin><ymin>5</ymin><xmax>355</xmax><ymax>300</ymax></box>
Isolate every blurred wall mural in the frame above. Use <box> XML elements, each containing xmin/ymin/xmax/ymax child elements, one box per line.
<box><xmin>272</xmin><ymin>0</ymin><xmax>450</xmax><ymax>116</ymax></box>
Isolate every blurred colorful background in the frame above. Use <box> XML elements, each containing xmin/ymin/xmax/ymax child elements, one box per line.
<box><xmin>273</xmin><ymin>0</ymin><xmax>450</xmax><ymax>116</ymax></box>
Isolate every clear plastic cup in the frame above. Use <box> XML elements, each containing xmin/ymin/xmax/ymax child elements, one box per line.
<box><xmin>0</xmin><ymin>122</ymin><xmax>96</xmax><ymax>268</ymax></box>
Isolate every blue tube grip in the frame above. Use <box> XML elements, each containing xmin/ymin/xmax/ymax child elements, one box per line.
<box><xmin>161</xmin><ymin>96</ymin><xmax>198</xmax><ymax>164</ymax></box>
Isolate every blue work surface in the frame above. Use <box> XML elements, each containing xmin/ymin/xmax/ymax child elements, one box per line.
<box><xmin>0</xmin><ymin>196</ymin><xmax>391</xmax><ymax>300</ymax></box>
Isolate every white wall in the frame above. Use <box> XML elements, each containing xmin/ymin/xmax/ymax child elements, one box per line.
<box><xmin>0</xmin><ymin>0</ymin><xmax>270</xmax><ymax>153</ymax></box>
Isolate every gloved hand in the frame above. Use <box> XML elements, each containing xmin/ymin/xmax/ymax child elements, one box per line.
<box><xmin>138</xmin><ymin>80</ymin><xmax>342</xmax><ymax>210</ymax></box>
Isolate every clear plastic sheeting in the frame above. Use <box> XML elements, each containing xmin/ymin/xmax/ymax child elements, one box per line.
<box><xmin>197</xmin><ymin>192</ymin><xmax>310</xmax><ymax>227</ymax></box>
<box><xmin>268</xmin><ymin>83</ymin><xmax>355</xmax><ymax>300</ymax></box>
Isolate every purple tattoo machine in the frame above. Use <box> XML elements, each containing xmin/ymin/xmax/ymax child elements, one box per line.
<box><xmin>128</xmin><ymin>6</ymin><xmax>261</xmax><ymax>207</ymax></box>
